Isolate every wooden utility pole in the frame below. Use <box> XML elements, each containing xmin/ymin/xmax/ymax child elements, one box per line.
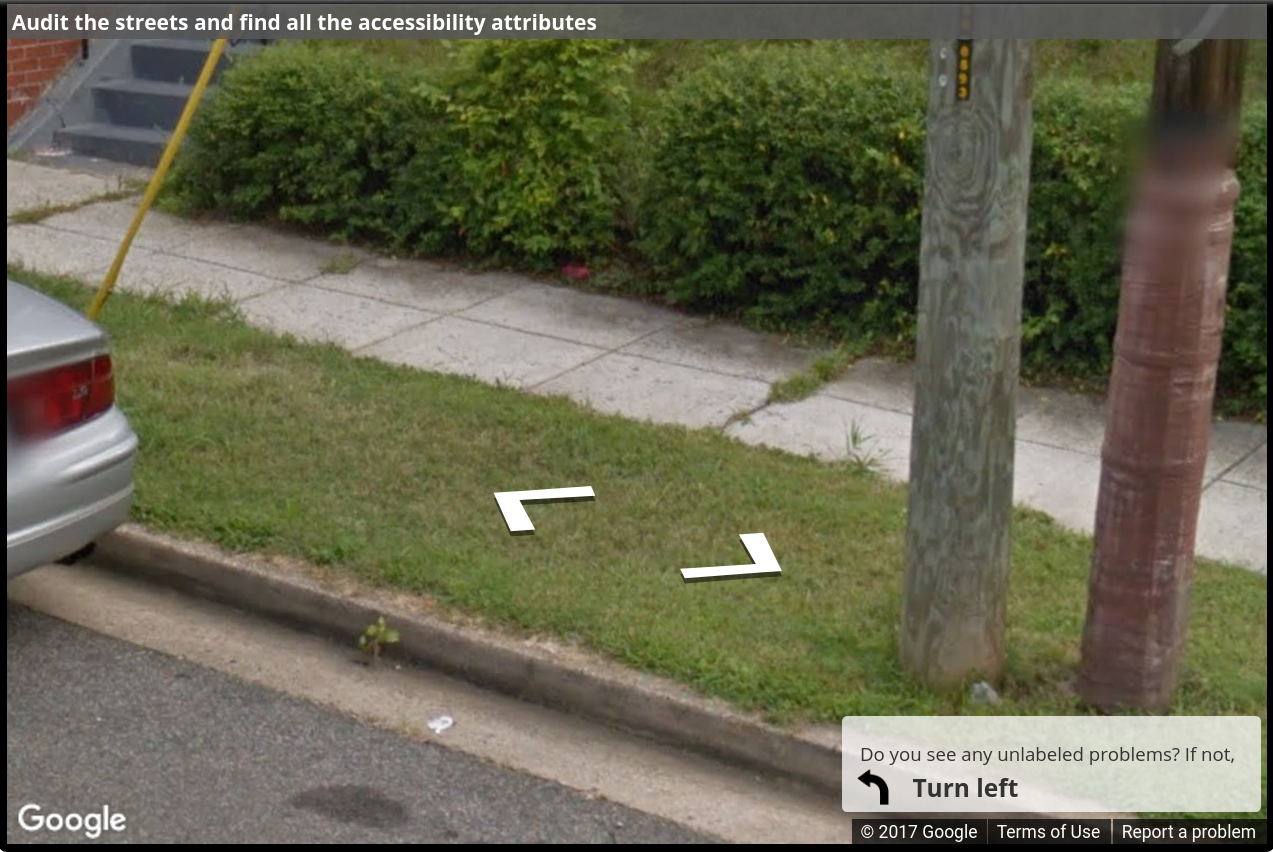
<box><xmin>901</xmin><ymin>38</ymin><xmax>1033</xmax><ymax>689</ymax></box>
<box><xmin>1078</xmin><ymin>38</ymin><xmax>1248</xmax><ymax>713</ymax></box>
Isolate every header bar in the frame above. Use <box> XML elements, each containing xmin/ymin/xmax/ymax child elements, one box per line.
<box><xmin>8</xmin><ymin>4</ymin><xmax>1269</xmax><ymax>40</ymax></box>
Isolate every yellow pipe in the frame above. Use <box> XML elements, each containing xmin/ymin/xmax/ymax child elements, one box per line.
<box><xmin>87</xmin><ymin>37</ymin><xmax>230</xmax><ymax>320</ymax></box>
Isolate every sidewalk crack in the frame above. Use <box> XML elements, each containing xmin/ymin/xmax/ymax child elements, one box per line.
<box><xmin>721</xmin><ymin>400</ymin><xmax>773</xmax><ymax>432</ymax></box>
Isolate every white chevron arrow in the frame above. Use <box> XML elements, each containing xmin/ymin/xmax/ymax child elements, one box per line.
<box><xmin>681</xmin><ymin>533</ymin><xmax>783</xmax><ymax>583</ymax></box>
<box><xmin>494</xmin><ymin>486</ymin><xmax>595</xmax><ymax>535</ymax></box>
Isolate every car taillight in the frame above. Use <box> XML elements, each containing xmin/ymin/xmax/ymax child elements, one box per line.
<box><xmin>7</xmin><ymin>354</ymin><xmax>115</xmax><ymax>440</ymax></box>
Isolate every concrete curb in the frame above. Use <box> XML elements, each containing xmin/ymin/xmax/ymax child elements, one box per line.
<box><xmin>92</xmin><ymin>523</ymin><xmax>844</xmax><ymax>800</ymax></box>
<box><xmin>89</xmin><ymin>524</ymin><xmax>1129</xmax><ymax>821</ymax></box>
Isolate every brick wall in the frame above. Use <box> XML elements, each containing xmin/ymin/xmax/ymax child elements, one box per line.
<box><xmin>7</xmin><ymin>38</ymin><xmax>82</xmax><ymax>130</ymax></box>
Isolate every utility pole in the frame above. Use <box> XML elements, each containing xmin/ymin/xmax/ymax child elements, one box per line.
<box><xmin>901</xmin><ymin>37</ymin><xmax>1033</xmax><ymax>689</ymax></box>
<box><xmin>1078</xmin><ymin>37</ymin><xmax>1248</xmax><ymax>713</ymax></box>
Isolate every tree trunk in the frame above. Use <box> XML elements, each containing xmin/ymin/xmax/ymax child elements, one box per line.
<box><xmin>1077</xmin><ymin>38</ymin><xmax>1247</xmax><ymax>713</ymax></box>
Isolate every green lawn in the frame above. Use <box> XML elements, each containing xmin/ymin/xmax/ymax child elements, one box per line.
<box><xmin>12</xmin><ymin>265</ymin><xmax>1266</xmax><ymax>819</ymax></box>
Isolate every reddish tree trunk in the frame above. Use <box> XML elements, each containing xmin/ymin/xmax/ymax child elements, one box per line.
<box><xmin>1077</xmin><ymin>39</ymin><xmax>1247</xmax><ymax>712</ymax></box>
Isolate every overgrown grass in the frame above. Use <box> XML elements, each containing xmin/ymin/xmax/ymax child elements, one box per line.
<box><xmin>320</xmin><ymin>252</ymin><xmax>361</xmax><ymax>275</ymax></box>
<box><xmin>12</xmin><ymin>264</ymin><xmax>1265</xmax><ymax>819</ymax></box>
<box><xmin>767</xmin><ymin>344</ymin><xmax>862</xmax><ymax>404</ymax></box>
<box><xmin>6</xmin><ymin>179</ymin><xmax>146</xmax><ymax>225</ymax></box>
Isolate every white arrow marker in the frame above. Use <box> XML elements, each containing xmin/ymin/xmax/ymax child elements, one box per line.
<box><xmin>494</xmin><ymin>486</ymin><xmax>595</xmax><ymax>536</ymax></box>
<box><xmin>681</xmin><ymin>533</ymin><xmax>782</xmax><ymax>583</ymax></box>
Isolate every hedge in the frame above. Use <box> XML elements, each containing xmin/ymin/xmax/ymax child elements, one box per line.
<box><xmin>428</xmin><ymin>39</ymin><xmax>635</xmax><ymax>266</ymax></box>
<box><xmin>643</xmin><ymin>44</ymin><xmax>1266</xmax><ymax>413</ymax></box>
<box><xmin>639</xmin><ymin>46</ymin><xmax>927</xmax><ymax>342</ymax></box>
<box><xmin>166</xmin><ymin>42</ymin><xmax>447</xmax><ymax>247</ymax></box>
<box><xmin>168</xmin><ymin>41</ymin><xmax>1267</xmax><ymax>415</ymax></box>
<box><xmin>168</xmin><ymin>40</ymin><xmax>633</xmax><ymax>268</ymax></box>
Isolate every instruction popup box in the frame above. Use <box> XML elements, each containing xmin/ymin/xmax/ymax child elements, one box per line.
<box><xmin>842</xmin><ymin>716</ymin><xmax>1261</xmax><ymax>814</ymax></box>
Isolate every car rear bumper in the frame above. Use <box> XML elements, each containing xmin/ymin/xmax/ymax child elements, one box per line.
<box><xmin>7</xmin><ymin>407</ymin><xmax>138</xmax><ymax>579</ymax></box>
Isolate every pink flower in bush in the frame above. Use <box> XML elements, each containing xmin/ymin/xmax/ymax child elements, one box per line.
<box><xmin>561</xmin><ymin>263</ymin><xmax>590</xmax><ymax>281</ymax></box>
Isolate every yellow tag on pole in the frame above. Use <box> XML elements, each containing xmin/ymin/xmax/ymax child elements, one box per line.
<box><xmin>956</xmin><ymin>40</ymin><xmax>973</xmax><ymax>102</ymax></box>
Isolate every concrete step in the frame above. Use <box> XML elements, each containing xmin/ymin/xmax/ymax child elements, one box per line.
<box><xmin>52</xmin><ymin>123</ymin><xmax>171</xmax><ymax>168</ymax></box>
<box><xmin>129</xmin><ymin>40</ymin><xmax>233</xmax><ymax>85</ymax></box>
<box><xmin>92</xmin><ymin>78</ymin><xmax>203</xmax><ymax>132</ymax></box>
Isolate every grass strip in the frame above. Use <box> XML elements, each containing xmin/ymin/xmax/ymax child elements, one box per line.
<box><xmin>13</xmin><ymin>266</ymin><xmax>1266</xmax><ymax>818</ymax></box>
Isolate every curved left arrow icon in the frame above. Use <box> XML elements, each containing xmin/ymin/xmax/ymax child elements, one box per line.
<box><xmin>858</xmin><ymin>770</ymin><xmax>889</xmax><ymax>806</ymax></box>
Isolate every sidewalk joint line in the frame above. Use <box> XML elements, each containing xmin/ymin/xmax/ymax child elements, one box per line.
<box><xmin>1201</xmin><ymin>477</ymin><xmax>1268</xmax><ymax>496</ymax></box>
<box><xmin>525</xmin><ymin>348</ymin><xmax>617</xmax><ymax>393</ymax></box>
<box><xmin>146</xmin><ymin>249</ymin><xmax>306</xmax><ymax>287</ymax></box>
<box><xmin>523</xmin><ymin>317</ymin><xmax>690</xmax><ymax>392</ymax></box>
<box><xmin>233</xmin><ymin>285</ymin><xmax>283</xmax><ymax>306</ymax></box>
<box><xmin>226</xmin><ymin>281</ymin><xmax>295</xmax><ymax>307</ymax></box>
<box><xmin>351</xmin><ymin>315</ymin><xmax>445</xmax><ymax>355</ymax></box>
<box><xmin>1015</xmin><ymin>436</ymin><xmax>1102</xmax><ymax>459</ymax></box>
<box><xmin>448</xmin><ymin>315</ymin><xmax>616</xmax><ymax>352</ymax></box>
<box><xmin>34</xmin><ymin>219</ymin><xmax>205</xmax><ymax>254</ymax></box>
<box><xmin>614</xmin><ymin>349</ymin><xmax>779</xmax><ymax>384</ymax></box>
<box><xmin>1203</xmin><ymin>440</ymin><xmax>1266</xmax><ymax>491</ymax></box>
<box><xmin>448</xmin><ymin>283</ymin><xmax>535</xmax><ymax>314</ymax></box>
<box><xmin>304</xmin><ymin>278</ymin><xmax>515</xmax><ymax>317</ymax></box>
<box><xmin>816</xmin><ymin>388</ymin><xmax>913</xmax><ymax>416</ymax></box>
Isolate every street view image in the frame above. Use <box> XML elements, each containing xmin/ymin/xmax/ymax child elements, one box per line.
<box><xmin>6</xmin><ymin>12</ymin><xmax>1269</xmax><ymax>847</ymax></box>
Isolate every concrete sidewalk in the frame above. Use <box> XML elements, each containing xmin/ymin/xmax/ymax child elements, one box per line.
<box><xmin>7</xmin><ymin>159</ymin><xmax>1268</xmax><ymax>575</ymax></box>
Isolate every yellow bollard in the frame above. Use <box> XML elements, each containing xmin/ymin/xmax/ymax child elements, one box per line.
<box><xmin>87</xmin><ymin>37</ymin><xmax>230</xmax><ymax>320</ymax></box>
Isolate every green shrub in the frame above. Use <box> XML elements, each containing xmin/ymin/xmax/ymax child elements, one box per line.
<box><xmin>429</xmin><ymin>39</ymin><xmax>635</xmax><ymax>268</ymax></box>
<box><xmin>642</xmin><ymin>46</ymin><xmax>1267</xmax><ymax>414</ymax></box>
<box><xmin>1020</xmin><ymin>80</ymin><xmax>1143</xmax><ymax>380</ymax></box>
<box><xmin>167</xmin><ymin>42</ymin><xmax>451</xmax><ymax>247</ymax></box>
<box><xmin>1225</xmin><ymin>99</ymin><xmax>1268</xmax><ymax>414</ymax></box>
<box><xmin>640</xmin><ymin>44</ymin><xmax>926</xmax><ymax>340</ymax></box>
<box><xmin>1027</xmin><ymin>88</ymin><xmax>1265</xmax><ymax>414</ymax></box>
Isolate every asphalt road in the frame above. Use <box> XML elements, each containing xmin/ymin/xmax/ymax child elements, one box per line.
<box><xmin>7</xmin><ymin>603</ymin><xmax>716</xmax><ymax>844</ymax></box>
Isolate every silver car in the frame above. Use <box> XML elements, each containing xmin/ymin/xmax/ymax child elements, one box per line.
<box><xmin>7</xmin><ymin>278</ymin><xmax>138</xmax><ymax>579</ymax></box>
